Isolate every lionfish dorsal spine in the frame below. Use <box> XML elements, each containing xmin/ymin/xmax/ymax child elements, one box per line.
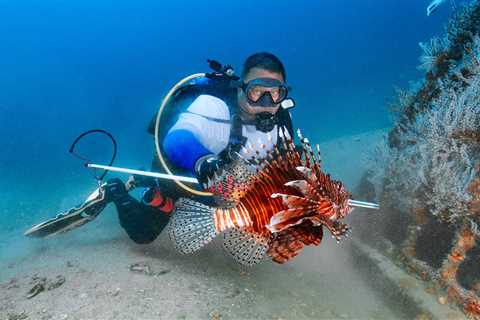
<box><xmin>270</xmin><ymin>193</ymin><xmax>312</xmax><ymax>208</ymax></box>
<box><xmin>296</xmin><ymin>128</ymin><xmax>303</xmax><ymax>140</ymax></box>
<box><xmin>296</xmin><ymin>166</ymin><xmax>318</xmax><ymax>182</ymax></box>
<box><xmin>278</xmin><ymin>127</ymin><xmax>289</xmax><ymax>151</ymax></box>
<box><xmin>297</xmin><ymin>130</ymin><xmax>312</xmax><ymax>168</ymax></box>
<box><xmin>304</xmin><ymin>138</ymin><xmax>316</xmax><ymax>163</ymax></box>
<box><xmin>284</xmin><ymin>180</ymin><xmax>309</xmax><ymax>195</ymax></box>
<box><xmin>316</xmin><ymin>144</ymin><xmax>322</xmax><ymax>164</ymax></box>
<box><xmin>304</xmin><ymin>137</ymin><xmax>323</xmax><ymax>177</ymax></box>
<box><xmin>295</xmin><ymin>166</ymin><xmax>311</xmax><ymax>176</ymax></box>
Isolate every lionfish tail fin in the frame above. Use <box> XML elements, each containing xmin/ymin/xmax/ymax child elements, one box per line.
<box><xmin>223</xmin><ymin>229</ymin><xmax>269</xmax><ymax>267</ymax></box>
<box><xmin>168</xmin><ymin>198</ymin><xmax>218</xmax><ymax>254</ymax></box>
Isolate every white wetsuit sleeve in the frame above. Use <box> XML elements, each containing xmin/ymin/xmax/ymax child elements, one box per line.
<box><xmin>168</xmin><ymin>95</ymin><xmax>231</xmax><ymax>154</ymax></box>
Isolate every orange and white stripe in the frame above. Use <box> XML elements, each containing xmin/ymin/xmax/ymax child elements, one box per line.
<box><xmin>213</xmin><ymin>203</ymin><xmax>253</xmax><ymax>232</ymax></box>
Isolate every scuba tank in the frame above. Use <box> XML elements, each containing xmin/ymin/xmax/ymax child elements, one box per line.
<box><xmin>148</xmin><ymin>60</ymin><xmax>241</xmax><ymax>199</ymax></box>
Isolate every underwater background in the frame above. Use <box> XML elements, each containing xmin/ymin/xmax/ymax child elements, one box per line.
<box><xmin>2</xmin><ymin>1</ymin><xmax>476</xmax><ymax>319</ymax></box>
<box><xmin>0</xmin><ymin>0</ymin><xmax>451</xmax><ymax>231</ymax></box>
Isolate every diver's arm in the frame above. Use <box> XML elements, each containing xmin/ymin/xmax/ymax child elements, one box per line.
<box><xmin>163</xmin><ymin>128</ymin><xmax>232</xmax><ymax>185</ymax></box>
<box><xmin>167</xmin><ymin>95</ymin><xmax>230</xmax><ymax>151</ymax></box>
<box><xmin>163</xmin><ymin>94</ymin><xmax>230</xmax><ymax>175</ymax></box>
<box><xmin>162</xmin><ymin>129</ymin><xmax>211</xmax><ymax>173</ymax></box>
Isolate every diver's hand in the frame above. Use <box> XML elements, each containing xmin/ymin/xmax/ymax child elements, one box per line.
<box><xmin>194</xmin><ymin>154</ymin><xmax>226</xmax><ymax>186</ymax></box>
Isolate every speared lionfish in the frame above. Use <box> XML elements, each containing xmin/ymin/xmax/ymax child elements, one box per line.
<box><xmin>168</xmin><ymin>128</ymin><xmax>354</xmax><ymax>266</ymax></box>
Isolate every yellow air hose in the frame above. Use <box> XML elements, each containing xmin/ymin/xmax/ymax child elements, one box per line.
<box><xmin>154</xmin><ymin>73</ymin><xmax>214</xmax><ymax>197</ymax></box>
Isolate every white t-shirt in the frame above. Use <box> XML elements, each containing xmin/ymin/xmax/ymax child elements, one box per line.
<box><xmin>168</xmin><ymin>94</ymin><xmax>278</xmax><ymax>159</ymax></box>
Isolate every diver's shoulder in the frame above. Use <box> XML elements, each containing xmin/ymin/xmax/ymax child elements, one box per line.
<box><xmin>187</xmin><ymin>94</ymin><xmax>230</xmax><ymax>120</ymax></box>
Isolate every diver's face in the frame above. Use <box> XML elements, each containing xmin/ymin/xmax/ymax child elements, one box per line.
<box><xmin>238</xmin><ymin>67</ymin><xmax>284</xmax><ymax>116</ymax></box>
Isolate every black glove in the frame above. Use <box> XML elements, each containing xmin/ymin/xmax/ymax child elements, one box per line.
<box><xmin>194</xmin><ymin>154</ymin><xmax>226</xmax><ymax>186</ymax></box>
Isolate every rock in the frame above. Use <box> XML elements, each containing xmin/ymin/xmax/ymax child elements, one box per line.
<box><xmin>424</xmin><ymin>286</ymin><xmax>437</xmax><ymax>295</ymax></box>
<box><xmin>26</xmin><ymin>278</ymin><xmax>46</xmax><ymax>299</ymax></box>
<box><xmin>210</xmin><ymin>310</ymin><xmax>221</xmax><ymax>320</ymax></box>
<box><xmin>27</xmin><ymin>275</ymin><xmax>66</xmax><ymax>298</ymax></box>
<box><xmin>7</xmin><ymin>311</ymin><xmax>28</xmax><ymax>320</ymax></box>
<box><xmin>414</xmin><ymin>312</ymin><xmax>433</xmax><ymax>320</ymax></box>
<box><xmin>225</xmin><ymin>288</ymin><xmax>241</xmax><ymax>299</ymax></box>
<box><xmin>155</xmin><ymin>269</ymin><xmax>170</xmax><ymax>276</ymax></box>
<box><xmin>129</xmin><ymin>262</ymin><xmax>152</xmax><ymax>275</ymax></box>
<box><xmin>46</xmin><ymin>275</ymin><xmax>65</xmax><ymax>290</ymax></box>
<box><xmin>129</xmin><ymin>262</ymin><xmax>170</xmax><ymax>277</ymax></box>
<box><xmin>1</xmin><ymin>278</ymin><xmax>19</xmax><ymax>290</ymax></box>
<box><xmin>110</xmin><ymin>288</ymin><xmax>121</xmax><ymax>297</ymax></box>
<box><xmin>438</xmin><ymin>296</ymin><xmax>447</xmax><ymax>305</ymax></box>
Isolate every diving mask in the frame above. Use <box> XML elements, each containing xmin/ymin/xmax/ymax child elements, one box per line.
<box><xmin>242</xmin><ymin>78</ymin><xmax>288</xmax><ymax>108</ymax></box>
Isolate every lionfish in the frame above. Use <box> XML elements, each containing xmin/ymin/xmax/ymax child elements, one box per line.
<box><xmin>168</xmin><ymin>128</ymin><xmax>356</xmax><ymax>266</ymax></box>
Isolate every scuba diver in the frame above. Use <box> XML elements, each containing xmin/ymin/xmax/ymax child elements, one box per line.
<box><xmin>25</xmin><ymin>52</ymin><xmax>296</xmax><ymax>244</ymax></box>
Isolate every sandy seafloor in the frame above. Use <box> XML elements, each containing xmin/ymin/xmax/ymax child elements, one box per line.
<box><xmin>0</xmin><ymin>129</ymin><xmax>405</xmax><ymax>320</ymax></box>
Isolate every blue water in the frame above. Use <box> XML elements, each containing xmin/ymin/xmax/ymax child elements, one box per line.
<box><xmin>0</xmin><ymin>0</ymin><xmax>454</xmax><ymax>262</ymax></box>
<box><xmin>0</xmin><ymin>0</ymin><xmax>453</xmax><ymax>237</ymax></box>
<box><xmin>0</xmin><ymin>1</ymin><xmax>464</xmax><ymax>319</ymax></box>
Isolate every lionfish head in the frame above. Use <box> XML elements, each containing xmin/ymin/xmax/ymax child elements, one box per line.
<box><xmin>267</xmin><ymin>168</ymin><xmax>351</xmax><ymax>232</ymax></box>
<box><xmin>266</xmin><ymin>129</ymin><xmax>352</xmax><ymax>239</ymax></box>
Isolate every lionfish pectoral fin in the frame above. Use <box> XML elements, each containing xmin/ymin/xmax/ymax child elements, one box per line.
<box><xmin>331</xmin><ymin>221</ymin><xmax>350</xmax><ymax>239</ymax></box>
<box><xmin>266</xmin><ymin>208</ymin><xmax>309</xmax><ymax>233</ymax></box>
<box><xmin>295</xmin><ymin>166</ymin><xmax>311</xmax><ymax>175</ymax></box>
<box><xmin>271</xmin><ymin>193</ymin><xmax>313</xmax><ymax>209</ymax></box>
<box><xmin>222</xmin><ymin>229</ymin><xmax>269</xmax><ymax>267</ymax></box>
<box><xmin>168</xmin><ymin>198</ymin><xmax>219</xmax><ymax>254</ymax></box>
<box><xmin>207</xmin><ymin>152</ymin><xmax>256</xmax><ymax>204</ymax></box>
<box><xmin>310</xmin><ymin>217</ymin><xmax>349</xmax><ymax>242</ymax></box>
<box><xmin>284</xmin><ymin>180</ymin><xmax>309</xmax><ymax>194</ymax></box>
<box><xmin>296</xmin><ymin>166</ymin><xmax>318</xmax><ymax>183</ymax></box>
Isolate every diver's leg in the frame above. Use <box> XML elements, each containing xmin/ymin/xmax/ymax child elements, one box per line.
<box><xmin>106</xmin><ymin>178</ymin><xmax>170</xmax><ymax>244</ymax></box>
<box><xmin>142</xmin><ymin>187</ymin><xmax>174</xmax><ymax>213</ymax></box>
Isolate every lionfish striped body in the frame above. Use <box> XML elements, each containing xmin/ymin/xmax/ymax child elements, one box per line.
<box><xmin>168</xmin><ymin>128</ymin><xmax>353</xmax><ymax>266</ymax></box>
